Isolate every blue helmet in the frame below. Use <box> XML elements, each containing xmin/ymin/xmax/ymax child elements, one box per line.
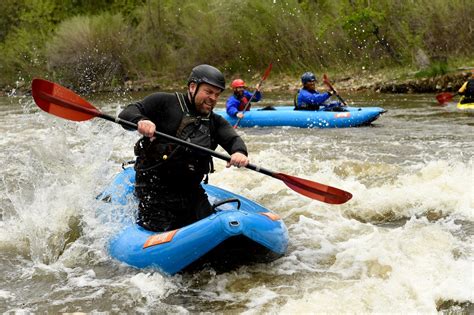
<box><xmin>301</xmin><ymin>72</ymin><xmax>317</xmax><ymax>84</ymax></box>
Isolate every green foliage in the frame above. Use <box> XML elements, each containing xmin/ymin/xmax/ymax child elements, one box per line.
<box><xmin>0</xmin><ymin>0</ymin><xmax>27</xmax><ymax>42</ymax></box>
<box><xmin>414</xmin><ymin>62</ymin><xmax>449</xmax><ymax>78</ymax></box>
<box><xmin>46</xmin><ymin>13</ymin><xmax>132</xmax><ymax>92</ymax></box>
<box><xmin>342</xmin><ymin>7</ymin><xmax>384</xmax><ymax>40</ymax></box>
<box><xmin>51</xmin><ymin>0</ymin><xmax>145</xmax><ymax>19</ymax></box>
<box><xmin>0</xmin><ymin>0</ymin><xmax>60</xmax><ymax>86</ymax></box>
<box><xmin>0</xmin><ymin>0</ymin><xmax>473</xmax><ymax>89</ymax></box>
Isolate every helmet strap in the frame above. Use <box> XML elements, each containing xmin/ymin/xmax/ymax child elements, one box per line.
<box><xmin>188</xmin><ymin>82</ymin><xmax>200</xmax><ymax>106</ymax></box>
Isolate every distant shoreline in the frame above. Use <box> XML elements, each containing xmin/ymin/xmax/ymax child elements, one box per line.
<box><xmin>1</xmin><ymin>70</ymin><xmax>471</xmax><ymax>97</ymax></box>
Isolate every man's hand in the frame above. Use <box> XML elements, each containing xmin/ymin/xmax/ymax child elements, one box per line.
<box><xmin>137</xmin><ymin>119</ymin><xmax>156</xmax><ymax>139</ymax></box>
<box><xmin>236</xmin><ymin>112</ymin><xmax>244</xmax><ymax>119</ymax></box>
<box><xmin>227</xmin><ymin>152</ymin><xmax>249</xmax><ymax>168</ymax></box>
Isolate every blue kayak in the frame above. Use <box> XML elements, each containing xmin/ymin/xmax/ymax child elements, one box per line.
<box><xmin>214</xmin><ymin>105</ymin><xmax>386</xmax><ymax>128</ymax></box>
<box><xmin>98</xmin><ymin>167</ymin><xmax>289</xmax><ymax>275</ymax></box>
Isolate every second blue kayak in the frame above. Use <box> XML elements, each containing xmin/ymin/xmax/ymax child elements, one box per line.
<box><xmin>214</xmin><ymin>106</ymin><xmax>386</xmax><ymax>128</ymax></box>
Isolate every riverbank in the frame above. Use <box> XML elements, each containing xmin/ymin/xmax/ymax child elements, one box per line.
<box><xmin>348</xmin><ymin>69</ymin><xmax>472</xmax><ymax>94</ymax></box>
<box><xmin>265</xmin><ymin>69</ymin><xmax>472</xmax><ymax>94</ymax></box>
<box><xmin>1</xmin><ymin>68</ymin><xmax>472</xmax><ymax>97</ymax></box>
<box><xmin>106</xmin><ymin>68</ymin><xmax>473</xmax><ymax>95</ymax></box>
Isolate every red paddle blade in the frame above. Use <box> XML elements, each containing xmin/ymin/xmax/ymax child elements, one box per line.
<box><xmin>262</xmin><ymin>63</ymin><xmax>273</xmax><ymax>81</ymax></box>
<box><xmin>322</xmin><ymin>74</ymin><xmax>334</xmax><ymax>90</ymax></box>
<box><xmin>32</xmin><ymin>78</ymin><xmax>100</xmax><ymax>121</ymax></box>
<box><xmin>274</xmin><ymin>173</ymin><xmax>352</xmax><ymax>204</ymax></box>
<box><xmin>436</xmin><ymin>92</ymin><xmax>453</xmax><ymax>105</ymax></box>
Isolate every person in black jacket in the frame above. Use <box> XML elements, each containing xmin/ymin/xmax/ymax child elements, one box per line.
<box><xmin>118</xmin><ymin>64</ymin><xmax>249</xmax><ymax>232</ymax></box>
<box><xmin>458</xmin><ymin>70</ymin><xmax>474</xmax><ymax>104</ymax></box>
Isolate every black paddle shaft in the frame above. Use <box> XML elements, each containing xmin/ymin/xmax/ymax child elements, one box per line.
<box><xmin>31</xmin><ymin>77</ymin><xmax>352</xmax><ymax>204</ymax></box>
<box><xmin>101</xmin><ymin>112</ymin><xmax>276</xmax><ymax>178</ymax></box>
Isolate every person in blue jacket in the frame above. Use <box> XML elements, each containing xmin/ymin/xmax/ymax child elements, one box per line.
<box><xmin>226</xmin><ymin>79</ymin><xmax>262</xmax><ymax>118</ymax></box>
<box><xmin>295</xmin><ymin>72</ymin><xmax>341</xmax><ymax>111</ymax></box>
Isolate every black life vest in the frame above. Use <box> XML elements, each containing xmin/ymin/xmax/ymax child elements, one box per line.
<box><xmin>134</xmin><ymin>93</ymin><xmax>214</xmax><ymax>182</ymax></box>
<box><xmin>460</xmin><ymin>79</ymin><xmax>474</xmax><ymax>104</ymax></box>
<box><xmin>465</xmin><ymin>79</ymin><xmax>474</xmax><ymax>96</ymax></box>
<box><xmin>293</xmin><ymin>91</ymin><xmax>299</xmax><ymax>109</ymax></box>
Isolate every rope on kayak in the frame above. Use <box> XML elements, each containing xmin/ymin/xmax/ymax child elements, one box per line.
<box><xmin>121</xmin><ymin>160</ymin><xmax>136</xmax><ymax>169</ymax></box>
<box><xmin>212</xmin><ymin>198</ymin><xmax>241</xmax><ymax>211</ymax></box>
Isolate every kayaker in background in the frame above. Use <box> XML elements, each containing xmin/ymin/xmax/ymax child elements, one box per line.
<box><xmin>118</xmin><ymin>64</ymin><xmax>249</xmax><ymax>232</ymax></box>
<box><xmin>458</xmin><ymin>70</ymin><xmax>474</xmax><ymax>104</ymax></box>
<box><xmin>226</xmin><ymin>79</ymin><xmax>262</xmax><ymax>118</ymax></box>
<box><xmin>295</xmin><ymin>72</ymin><xmax>343</xmax><ymax>111</ymax></box>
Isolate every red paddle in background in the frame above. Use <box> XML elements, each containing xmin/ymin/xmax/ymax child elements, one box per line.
<box><xmin>233</xmin><ymin>63</ymin><xmax>273</xmax><ymax>128</ymax></box>
<box><xmin>31</xmin><ymin>78</ymin><xmax>352</xmax><ymax>205</ymax></box>
<box><xmin>323</xmin><ymin>74</ymin><xmax>348</xmax><ymax>106</ymax></box>
<box><xmin>436</xmin><ymin>92</ymin><xmax>456</xmax><ymax>105</ymax></box>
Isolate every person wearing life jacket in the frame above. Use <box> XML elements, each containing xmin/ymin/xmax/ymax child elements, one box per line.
<box><xmin>458</xmin><ymin>70</ymin><xmax>474</xmax><ymax>104</ymax></box>
<box><xmin>295</xmin><ymin>72</ymin><xmax>342</xmax><ymax>111</ymax></box>
<box><xmin>226</xmin><ymin>79</ymin><xmax>262</xmax><ymax>118</ymax></box>
<box><xmin>118</xmin><ymin>64</ymin><xmax>249</xmax><ymax>232</ymax></box>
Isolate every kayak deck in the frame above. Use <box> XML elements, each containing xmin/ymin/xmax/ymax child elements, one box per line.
<box><xmin>99</xmin><ymin>167</ymin><xmax>289</xmax><ymax>274</ymax></box>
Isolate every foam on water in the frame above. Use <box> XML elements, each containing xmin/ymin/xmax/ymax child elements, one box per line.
<box><xmin>199</xmin><ymin>136</ymin><xmax>473</xmax><ymax>313</ymax></box>
<box><xmin>211</xmin><ymin>147</ymin><xmax>472</xmax><ymax>223</ymax></box>
<box><xmin>1</xmin><ymin>118</ymin><xmax>115</xmax><ymax>263</ymax></box>
<box><xmin>273</xmin><ymin>217</ymin><xmax>473</xmax><ymax>313</ymax></box>
<box><xmin>340</xmin><ymin>159</ymin><xmax>473</xmax><ymax>222</ymax></box>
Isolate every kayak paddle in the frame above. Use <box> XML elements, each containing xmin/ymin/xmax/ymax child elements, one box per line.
<box><xmin>31</xmin><ymin>78</ymin><xmax>352</xmax><ymax>204</ymax></box>
<box><xmin>323</xmin><ymin>74</ymin><xmax>348</xmax><ymax>106</ymax></box>
<box><xmin>233</xmin><ymin>63</ymin><xmax>273</xmax><ymax>129</ymax></box>
<box><xmin>436</xmin><ymin>92</ymin><xmax>456</xmax><ymax>105</ymax></box>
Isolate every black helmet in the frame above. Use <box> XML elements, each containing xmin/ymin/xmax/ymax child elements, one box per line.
<box><xmin>301</xmin><ymin>72</ymin><xmax>317</xmax><ymax>84</ymax></box>
<box><xmin>187</xmin><ymin>64</ymin><xmax>225</xmax><ymax>90</ymax></box>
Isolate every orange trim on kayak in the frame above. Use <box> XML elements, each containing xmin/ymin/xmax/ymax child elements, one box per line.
<box><xmin>335</xmin><ymin>112</ymin><xmax>351</xmax><ymax>118</ymax></box>
<box><xmin>260</xmin><ymin>212</ymin><xmax>281</xmax><ymax>221</ymax></box>
<box><xmin>143</xmin><ymin>229</ymin><xmax>179</xmax><ymax>249</ymax></box>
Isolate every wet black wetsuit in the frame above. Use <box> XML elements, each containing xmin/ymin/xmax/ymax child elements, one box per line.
<box><xmin>118</xmin><ymin>92</ymin><xmax>247</xmax><ymax>232</ymax></box>
<box><xmin>459</xmin><ymin>78</ymin><xmax>474</xmax><ymax>104</ymax></box>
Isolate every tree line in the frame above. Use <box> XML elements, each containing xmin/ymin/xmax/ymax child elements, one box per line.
<box><xmin>0</xmin><ymin>0</ymin><xmax>472</xmax><ymax>92</ymax></box>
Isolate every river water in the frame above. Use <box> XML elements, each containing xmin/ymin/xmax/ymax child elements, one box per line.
<box><xmin>0</xmin><ymin>89</ymin><xmax>472</xmax><ymax>313</ymax></box>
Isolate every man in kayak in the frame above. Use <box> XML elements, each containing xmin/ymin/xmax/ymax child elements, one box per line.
<box><xmin>226</xmin><ymin>79</ymin><xmax>262</xmax><ymax>118</ymax></box>
<box><xmin>295</xmin><ymin>72</ymin><xmax>342</xmax><ymax>111</ymax></box>
<box><xmin>458</xmin><ymin>70</ymin><xmax>474</xmax><ymax>104</ymax></box>
<box><xmin>118</xmin><ymin>64</ymin><xmax>249</xmax><ymax>232</ymax></box>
